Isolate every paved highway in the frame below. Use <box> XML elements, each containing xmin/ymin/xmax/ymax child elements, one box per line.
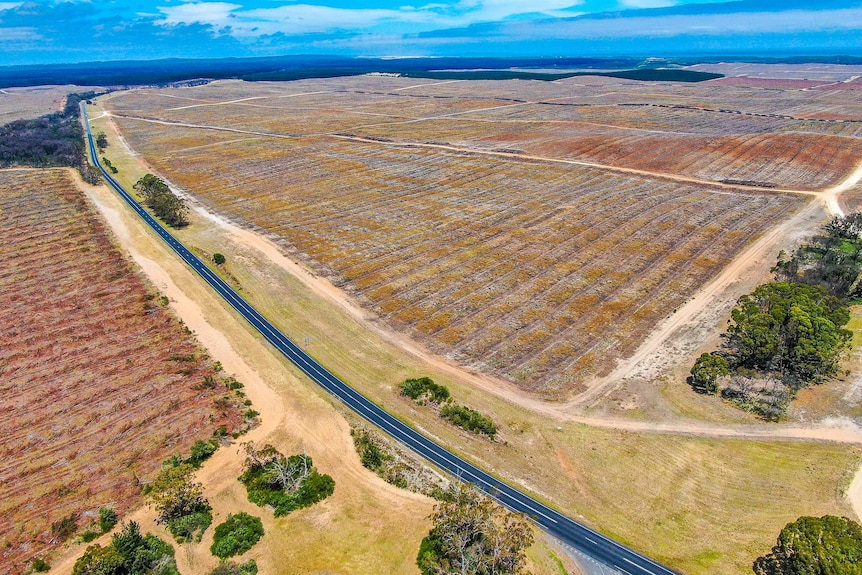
<box><xmin>82</xmin><ymin>104</ymin><xmax>679</xmax><ymax>575</ymax></box>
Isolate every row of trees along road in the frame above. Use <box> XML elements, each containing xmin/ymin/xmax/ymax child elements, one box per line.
<box><xmin>134</xmin><ymin>173</ymin><xmax>189</xmax><ymax>227</ymax></box>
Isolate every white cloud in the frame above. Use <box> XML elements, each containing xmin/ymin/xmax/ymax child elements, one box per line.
<box><xmin>502</xmin><ymin>7</ymin><xmax>862</xmax><ymax>39</ymax></box>
<box><xmin>618</xmin><ymin>0</ymin><xmax>676</xmax><ymax>8</ymax></box>
<box><xmin>156</xmin><ymin>2</ymin><xmax>242</xmax><ymax>28</ymax></box>
<box><xmin>0</xmin><ymin>26</ymin><xmax>40</xmax><ymax>40</ymax></box>
<box><xmin>0</xmin><ymin>2</ymin><xmax>24</xmax><ymax>10</ymax></box>
<box><xmin>154</xmin><ymin>1</ymin><xmax>585</xmax><ymax>37</ymax></box>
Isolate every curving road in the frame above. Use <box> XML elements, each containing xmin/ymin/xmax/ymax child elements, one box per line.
<box><xmin>82</xmin><ymin>103</ymin><xmax>679</xmax><ymax>575</ymax></box>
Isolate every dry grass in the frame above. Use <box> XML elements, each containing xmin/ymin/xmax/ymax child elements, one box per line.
<box><xmin>0</xmin><ymin>169</ymin><xmax>243</xmax><ymax>573</ymax></box>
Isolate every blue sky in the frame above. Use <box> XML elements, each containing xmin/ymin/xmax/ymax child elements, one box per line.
<box><xmin>1</xmin><ymin>1</ymin><xmax>861</xmax><ymax>65</ymax></box>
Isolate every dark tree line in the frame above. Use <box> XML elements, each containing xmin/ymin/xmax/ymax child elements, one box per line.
<box><xmin>0</xmin><ymin>91</ymin><xmax>102</xmax><ymax>183</ymax></box>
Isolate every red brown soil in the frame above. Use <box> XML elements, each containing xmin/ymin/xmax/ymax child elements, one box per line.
<box><xmin>0</xmin><ymin>169</ymin><xmax>242</xmax><ymax>573</ymax></box>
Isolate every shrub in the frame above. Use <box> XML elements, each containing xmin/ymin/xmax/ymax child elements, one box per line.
<box><xmin>166</xmin><ymin>510</ymin><xmax>213</xmax><ymax>544</ymax></box>
<box><xmin>213</xmin><ymin>253</ymin><xmax>226</xmax><ymax>265</ymax></box>
<box><xmin>51</xmin><ymin>513</ymin><xmax>77</xmax><ymax>542</ymax></box>
<box><xmin>210</xmin><ymin>559</ymin><xmax>258</xmax><ymax>575</ymax></box>
<box><xmin>210</xmin><ymin>513</ymin><xmax>264</xmax><ymax>558</ymax></box>
<box><xmin>98</xmin><ymin>507</ymin><xmax>118</xmax><ymax>534</ymax></box>
<box><xmin>187</xmin><ymin>439</ymin><xmax>219</xmax><ymax>468</ymax></box>
<box><xmin>239</xmin><ymin>443</ymin><xmax>335</xmax><ymax>517</ymax></box>
<box><xmin>30</xmin><ymin>557</ymin><xmax>50</xmax><ymax>572</ymax></box>
<box><xmin>439</xmin><ymin>403</ymin><xmax>497</xmax><ymax>438</ymax></box>
<box><xmin>400</xmin><ymin>377</ymin><xmax>450</xmax><ymax>403</ymax></box>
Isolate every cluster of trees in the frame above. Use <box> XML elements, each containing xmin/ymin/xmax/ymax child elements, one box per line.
<box><xmin>417</xmin><ymin>483</ymin><xmax>533</xmax><ymax>575</ymax></box>
<box><xmin>134</xmin><ymin>174</ymin><xmax>189</xmax><ymax>227</ymax></box>
<box><xmin>73</xmin><ymin>521</ymin><xmax>178</xmax><ymax>575</ymax></box>
<box><xmin>400</xmin><ymin>377</ymin><xmax>497</xmax><ymax>439</ymax></box>
<box><xmin>145</xmin><ymin>463</ymin><xmax>213</xmax><ymax>543</ymax></box>
<box><xmin>753</xmin><ymin>515</ymin><xmax>862</xmax><ymax>574</ymax></box>
<box><xmin>691</xmin><ymin>215</ymin><xmax>859</xmax><ymax>418</ymax></box>
<box><xmin>0</xmin><ymin>91</ymin><xmax>102</xmax><ymax>184</ymax></box>
<box><xmin>775</xmin><ymin>213</ymin><xmax>862</xmax><ymax>299</ymax></box>
<box><xmin>210</xmin><ymin>513</ymin><xmax>264</xmax><ymax>559</ymax></box>
<box><xmin>238</xmin><ymin>442</ymin><xmax>334</xmax><ymax>517</ymax></box>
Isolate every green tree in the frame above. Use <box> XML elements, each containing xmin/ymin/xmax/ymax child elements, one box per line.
<box><xmin>753</xmin><ymin>515</ymin><xmax>862</xmax><ymax>575</ymax></box>
<box><xmin>134</xmin><ymin>174</ymin><xmax>188</xmax><ymax>227</ymax></box>
<box><xmin>213</xmin><ymin>253</ymin><xmax>226</xmax><ymax>265</ymax></box>
<box><xmin>98</xmin><ymin>507</ymin><xmax>118</xmax><ymax>534</ymax></box>
<box><xmin>417</xmin><ymin>483</ymin><xmax>533</xmax><ymax>575</ymax></box>
<box><xmin>146</xmin><ymin>463</ymin><xmax>212</xmax><ymax>542</ymax></box>
<box><xmin>95</xmin><ymin>131</ymin><xmax>108</xmax><ymax>150</ymax></box>
<box><xmin>690</xmin><ymin>352</ymin><xmax>730</xmax><ymax>394</ymax></box>
<box><xmin>73</xmin><ymin>522</ymin><xmax>179</xmax><ymax>575</ymax></box>
<box><xmin>210</xmin><ymin>513</ymin><xmax>264</xmax><ymax>559</ymax></box>
<box><xmin>726</xmin><ymin>282</ymin><xmax>851</xmax><ymax>388</ymax></box>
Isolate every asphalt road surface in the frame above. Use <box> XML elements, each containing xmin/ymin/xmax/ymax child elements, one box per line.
<box><xmin>83</xmin><ymin>104</ymin><xmax>679</xmax><ymax>575</ymax></box>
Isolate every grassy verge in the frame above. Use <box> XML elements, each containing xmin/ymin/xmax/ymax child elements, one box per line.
<box><xmin>88</xmin><ymin>98</ymin><xmax>862</xmax><ymax>575</ymax></box>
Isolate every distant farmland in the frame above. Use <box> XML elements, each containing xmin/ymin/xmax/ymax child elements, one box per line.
<box><xmin>99</xmin><ymin>74</ymin><xmax>861</xmax><ymax>396</ymax></box>
<box><xmin>0</xmin><ymin>170</ymin><xmax>243</xmax><ymax>572</ymax></box>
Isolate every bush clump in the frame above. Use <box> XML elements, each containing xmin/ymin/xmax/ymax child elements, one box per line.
<box><xmin>210</xmin><ymin>513</ymin><xmax>264</xmax><ymax>559</ymax></box>
<box><xmin>439</xmin><ymin>403</ymin><xmax>497</xmax><ymax>438</ymax></box>
<box><xmin>400</xmin><ymin>377</ymin><xmax>450</xmax><ymax>403</ymax></box>
<box><xmin>239</xmin><ymin>443</ymin><xmax>335</xmax><ymax>517</ymax></box>
<box><xmin>72</xmin><ymin>521</ymin><xmax>178</xmax><ymax>575</ymax></box>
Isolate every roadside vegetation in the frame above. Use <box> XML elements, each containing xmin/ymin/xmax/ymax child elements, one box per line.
<box><xmin>134</xmin><ymin>173</ymin><xmax>189</xmax><ymax>227</ymax></box>
<box><xmin>400</xmin><ymin>377</ymin><xmax>497</xmax><ymax>438</ymax></box>
<box><xmin>0</xmin><ymin>91</ymin><xmax>102</xmax><ymax>183</ymax></box>
<box><xmin>238</xmin><ymin>442</ymin><xmax>334</xmax><ymax>517</ymax></box>
<box><xmin>351</xmin><ymin>425</ymin><xmax>447</xmax><ymax>498</ymax></box>
<box><xmin>691</xmin><ymin>214</ymin><xmax>859</xmax><ymax>419</ymax></box>
<box><xmin>753</xmin><ymin>515</ymin><xmax>862</xmax><ymax>575</ymax></box>
<box><xmin>417</xmin><ymin>482</ymin><xmax>533</xmax><ymax>575</ymax></box>
<box><xmin>72</xmin><ymin>521</ymin><xmax>178</xmax><ymax>575</ymax></box>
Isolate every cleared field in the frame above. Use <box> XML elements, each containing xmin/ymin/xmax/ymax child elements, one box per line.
<box><xmin>107</xmin><ymin>76</ymin><xmax>862</xmax><ymax>186</ymax></box>
<box><xmin>0</xmin><ymin>169</ymin><xmax>242</xmax><ymax>573</ymax></box>
<box><xmin>108</xmin><ymin>105</ymin><xmax>804</xmax><ymax>397</ymax></box>
<box><xmin>0</xmin><ymin>86</ymin><xmax>97</xmax><ymax>126</ymax></box>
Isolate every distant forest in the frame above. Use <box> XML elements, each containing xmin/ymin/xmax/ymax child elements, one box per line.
<box><xmin>3</xmin><ymin>54</ymin><xmax>862</xmax><ymax>90</ymax></box>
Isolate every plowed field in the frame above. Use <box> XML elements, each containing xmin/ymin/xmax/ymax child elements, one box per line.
<box><xmin>0</xmin><ymin>169</ymin><xmax>242</xmax><ymax>573</ymax></box>
<box><xmin>99</xmin><ymin>75</ymin><xmax>832</xmax><ymax>397</ymax></box>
